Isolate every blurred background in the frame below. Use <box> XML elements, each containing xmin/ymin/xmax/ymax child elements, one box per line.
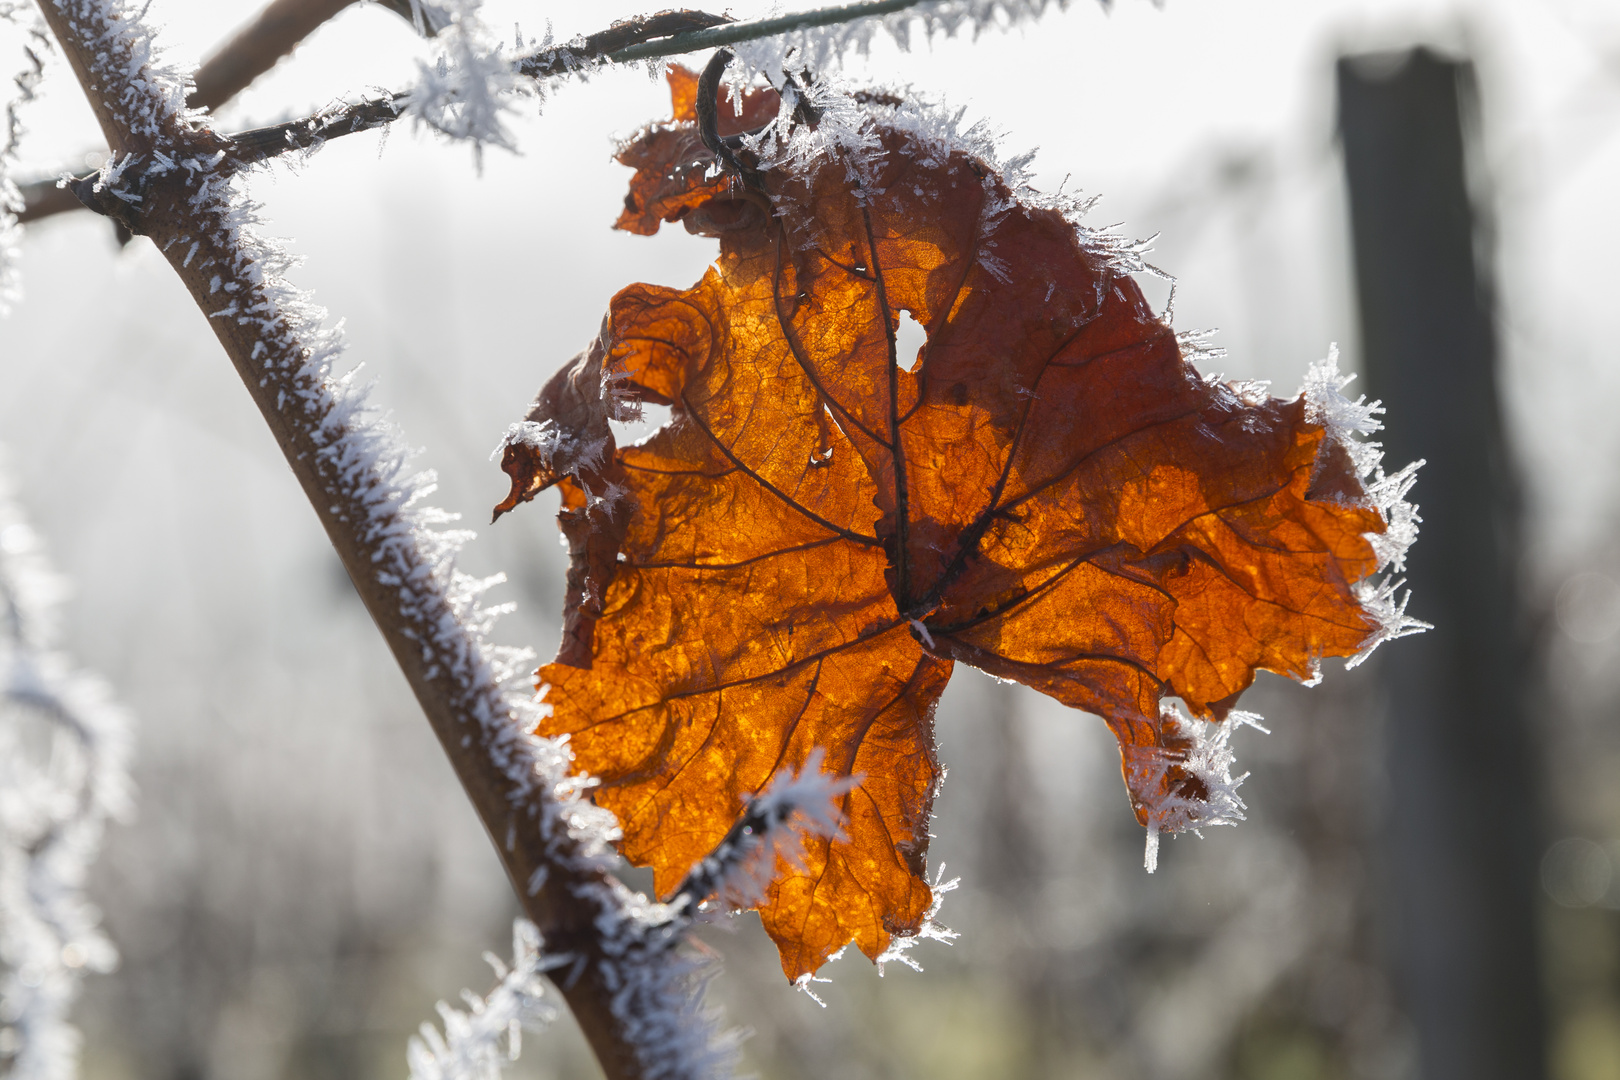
<box><xmin>3</xmin><ymin>0</ymin><xmax>1619</xmax><ymax>1077</ymax></box>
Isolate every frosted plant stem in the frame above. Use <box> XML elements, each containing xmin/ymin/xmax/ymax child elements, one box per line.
<box><xmin>32</xmin><ymin>4</ymin><xmax>730</xmax><ymax>1078</ymax></box>
<box><xmin>140</xmin><ymin>1</ymin><xmax>947</xmax><ymax>168</ymax></box>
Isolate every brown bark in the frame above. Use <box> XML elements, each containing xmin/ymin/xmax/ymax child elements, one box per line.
<box><xmin>189</xmin><ymin>0</ymin><xmax>354</xmax><ymax>111</ymax></box>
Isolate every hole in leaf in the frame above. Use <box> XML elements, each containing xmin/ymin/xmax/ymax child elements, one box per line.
<box><xmin>610</xmin><ymin>402</ymin><xmax>673</xmax><ymax>447</ymax></box>
<box><xmin>896</xmin><ymin>310</ymin><xmax>927</xmax><ymax>372</ymax></box>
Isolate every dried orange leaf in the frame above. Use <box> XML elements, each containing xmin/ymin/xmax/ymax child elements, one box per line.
<box><xmin>497</xmin><ymin>74</ymin><xmax>1416</xmax><ymax>979</ymax></box>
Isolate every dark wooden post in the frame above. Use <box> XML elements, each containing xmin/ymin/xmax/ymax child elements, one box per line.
<box><xmin>1337</xmin><ymin>49</ymin><xmax>1545</xmax><ymax>1080</ymax></box>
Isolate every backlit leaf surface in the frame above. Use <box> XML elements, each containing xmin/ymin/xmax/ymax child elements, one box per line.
<box><xmin>497</xmin><ymin>74</ymin><xmax>1401</xmax><ymax>979</ymax></box>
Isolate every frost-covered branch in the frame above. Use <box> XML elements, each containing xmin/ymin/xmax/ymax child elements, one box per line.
<box><xmin>170</xmin><ymin>0</ymin><xmax>1077</xmax><ymax>168</ymax></box>
<box><xmin>0</xmin><ymin>454</ymin><xmax>134</xmax><ymax>1080</ymax></box>
<box><xmin>399</xmin><ymin>757</ymin><xmax>863</xmax><ymax>1077</ymax></box>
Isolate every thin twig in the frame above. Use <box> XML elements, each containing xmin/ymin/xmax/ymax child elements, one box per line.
<box><xmin>190</xmin><ymin>0</ymin><xmax>351</xmax><ymax>111</ymax></box>
<box><xmin>225</xmin><ymin>94</ymin><xmax>405</xmax><ymax>166</ymax></box>
<box><xmin>24</xmin><ymin>1</ymin><xmax>928</xmax><ymax>205</ymax></box>
<box><xmin>190</xmin><ymin>0</ymin><xmax>448</xmax><ymax>110</ymax></box>
<box><xmin>216</xmin><ymin>0</ymin><xmax>927</xmax><ymax>167</ymax></box>
<box><xmin>516</xmin><ymin>10</ymin><xmax>734</xmax><ymax>80</ymax></box>
<box><xmin>217</xmin><ymin>10</ymin><xmax>739</xmax><ymax>165</ymax></box>
<box><xmin>603</xmin><ymin>0</ymin><xmax>924</xmax><ymax>63</ymax></box>
<box><xmin>15</xmin><ymin>176</ymin><xmax>78</xmax><ymax>223</ymax></box>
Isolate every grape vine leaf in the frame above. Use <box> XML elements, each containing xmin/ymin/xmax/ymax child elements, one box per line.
<box><xmin>495</xmin><ymin>72</ymin><xmax>1417</xmax><ymax>980</ymax></box>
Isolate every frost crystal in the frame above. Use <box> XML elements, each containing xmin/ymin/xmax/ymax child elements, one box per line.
<box><xmin>407</xmin><ymin>919</ymin><xmax>559</xmax><ymax>1080</ymax></box>
<box><xmin>672</xmin><ymin>749</ymin><xmax>855</xmax><ymax>915</ymax></box>
<box><xmin>1131</xmin><ymin>707</ymin><xmax>1267</xmax><ymax>873</ymax></box>
<box><xmin>1299</xmin><ymin>346</ymin><xmax>1429</xmax><ymax>663</ymax></box>
<box><xmin>404</xmin><ymin>0</ymin><xmax>523</xmax><ymax>161</ymax></box>
<box><xmin>874</xmin><ymin>865</ymin><xmax>960</xmax><ymax>974</ymax></box>
<box><xmin>492</xmin><ymin>419</ymin><xmax>609</xmax><ymax>480</ymax></box>
<box><xmin>0</xmin><ymin>455</ymin><xmax>135</xmax><ymax>1080</ymax></box>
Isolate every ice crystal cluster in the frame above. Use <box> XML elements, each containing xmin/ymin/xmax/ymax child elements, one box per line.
<box><xmin>0</xmin><ymin>461</ymin><xmax>134</xmax><ymax>1080</ymax></box>
<box><xmin>1137</xmin><ymin>708</ymin><xmax>1269</xmax><ymax>873</ymax></box>
<box><xmin>1301</xmin><ymin>347</ymin><xmax>1428</xmax><ymax>660</ymax></box>
<box><xmin>408</xmin><ymin>920</ymin><xmax>559</xmax><ymax>1080</ymax></box>
<box><xmin>403</xmin><ymin>0</ymin><xmax>524</xmax><ymax>159</ymax></box>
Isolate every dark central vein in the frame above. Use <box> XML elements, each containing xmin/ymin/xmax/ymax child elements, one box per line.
<box><xmin>909</xmin><ymin>303</ymin><xmax>1113</xmax><ymax>614</ymax></box>
<box><xmin>861</xmin><ymin>203</ymin><xmax>913</xmax><ymax>611</ymax></box>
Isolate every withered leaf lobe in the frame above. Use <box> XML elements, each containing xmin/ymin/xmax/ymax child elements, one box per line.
<box><xmin>498</xmin><ymin>72</ymin><xmax>1392</xmax><ymax>979</ymax></box>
